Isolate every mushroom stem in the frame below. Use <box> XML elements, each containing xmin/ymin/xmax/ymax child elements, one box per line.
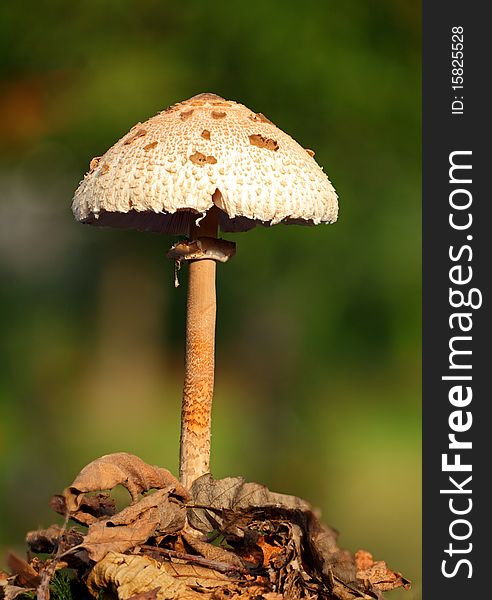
<box><xmin>180</xmin><ymin>209</ymin><xmax>219</xmax><ymax>488</ymax></box>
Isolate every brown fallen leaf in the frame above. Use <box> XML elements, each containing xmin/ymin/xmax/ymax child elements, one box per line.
<box><xmin>308</xmin><ymin>516</ymin><xmax>359</xmax><ymax>587</ymax></box>
<box><xmin>234</xmin><ymin>544</ymin><xmax>263</xmax><ymax>570</ymax></box>
<box><xmin>141</xmin><ymin>545</ymin><xmax>246</xmax><ymax>576</ymax></box>
<box><xmin>28</xmin><ymin>460</ymin><xmax>408</xmax><ymax>600</ymax></box>
<box><xmin>81</xmin><ymin>488</ymin><xmax>186</xmax><ymax>562</ymax></box>
<box><xmin>26</xmin><ymin>524</ymin><xmax>84</xmax><ymax>555</ymax></box>
<box><xmin>257</xmin><ymin>536</ymin><xmax>283</xmax><ymax>567</ymax></box>
<box><xmin>182</xmin><ymin>531</ymin><xmax>245</xmax><ymax>570</ymax></box>
<box><xmin>87</xmin><ymin>551</ymin><xmax>207</xmax><ymax>599</ymax></box>
<box><xmin>63</xmin><ymin>452</ymin><xmax>188</xmax><ymax>513</ymax></box>
<box><xmin>127</xmin><ymin>587</ymin><xmax>161</xmax><ymax>600</ymax></box>
<box><xmin>355</xmin><ymin>550</ymin><xmax>374</xmax><ymax>571</ymax></box>
<box><xmin>355</xmin><ymin>550</ymin><xmax>411</xmax><ymax>592</ymax></box>
<box><xmin>187</xmin><ymin>474</ymin><xmax>402</xmax><ymax>599</ymax></box>
<box><xmin>51</xmin><ymin>492</ymin><xmax>116</xmax><ymax>525</ymax></box>
<box><xmin>157</xmin><ymin>561</ymin><xmax>234</xmax><ymax>590</ymax></box>
<box><xmin>188</xmin><ymin>474</ymin><xmax>310</xmax><ymax>535</ymax></box>
<box><xmin>6</xmin><ymin>553</ymin><xmax>41</xmax><ymax>588</ymax></box>
<box><xmin>0</xmin><ymin>580</ymin><xmax>36</xmax><ymax>600</ymax></box>
<box><xmin>109</xmin><ymin>488</ymin><xmax>184</xmax><ymax>529</ymax></box>
<box><xmin>211</xmin><ymin>585</ymin><xmax>277</xmax><ymax>600</ymax></box>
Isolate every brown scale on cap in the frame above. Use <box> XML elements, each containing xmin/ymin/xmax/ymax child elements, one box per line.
<box><xmin>88</xmin><ymin>157</ymin><xmax>110</xmax><ymax>176</ymax></box>
<box><xmin>189</xmin><ymin>151</ymin><xmax>217</xmax><ymax>166</ymax></box>
<box><xmin>249</xmin><ymin>134</ymin><xmax>279</xmax><ymax>151</ymax></box>
<box><xmin>201</xmin><ymin>129</ymin><xmax>211</xmax><ymax>140</ymax></box>
<box><xmin>211</xmin><ymin>110</ymin><xmax>226</xmax><ymax>119</ymax></box>
<box><xmin>89</xmin><ymin>156</ymin><xmax>101</xmax><ymax>172</ymax></box>
<box><xmin>180</xmin><ymin>110</ymin><xmax>194</xmax><ymax>120</ymax></box>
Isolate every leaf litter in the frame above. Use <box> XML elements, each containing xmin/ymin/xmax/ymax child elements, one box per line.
<box><xmin>2</xmin><ymin>452</ymin><xmax>410</xmax><ymax>600</ymax></box>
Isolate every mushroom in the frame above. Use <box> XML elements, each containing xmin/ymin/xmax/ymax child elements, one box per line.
<box><xmin>72</xmin><ymin>93</ymin><xmax>338</xmax><ymax>489</ymax></box>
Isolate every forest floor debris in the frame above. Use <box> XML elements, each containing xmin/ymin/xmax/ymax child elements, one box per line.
<box><xmin>1</xmin><ymin>453</ymin><xmax>410</xmax><ymax>600</ymax></box>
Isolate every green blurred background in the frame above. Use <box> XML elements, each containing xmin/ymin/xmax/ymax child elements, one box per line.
<box><xmin>0</xmin><ymin>1</ymin><xmax>421</xmax><ymax>597</ymax></box>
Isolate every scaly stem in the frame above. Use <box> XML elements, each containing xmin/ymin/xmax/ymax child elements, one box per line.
<box><xmin>179</xmin><ymin>209</ymin><xmax>218</xmax><ymax>489</ymax></box>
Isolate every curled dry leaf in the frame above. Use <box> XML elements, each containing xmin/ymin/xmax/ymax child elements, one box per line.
<box><xmin>51</xmin><ymin>492</ymin><xmax>116</xmax><ymax>525</ymax></box>
<box><xmin>154</xmin><ymin>561</ymin><xmax>234</xmax><ymax>590</ymax></box>
<box><xmin>182</xmin><ymin>531</ymin><xmax>244</xmax><ymax>570</ymax></box>
<box><xmin>63</xmin><ymin>452</ymin><xmax>189</xmax><ymax>513</ymax></box>
<box><xmin>355</xmin><ymin>550</ymin><xmax>411</xmax><ymax>592</ymax></box>
<box><xmin>81</xmin><ymin>488</ymin><xmax>186</xmax><ymax>562</ymax></box>
<box><xmin>141</xmin><ymin>546</ymin><xmax>247</xmax><ymax>576</ymax></box>
<box><xmin>256</xmin><ymin>536</ymin><xmax>283</xmax><ymax>568</ymax></box>
<box><xmin>6</xmin><ymin>553</ymin><xmax>41</xmax><ymax>588</ymax></box>
<box><xmin>0</xmin><ymin>580</ymin><xmax>36</xmax><ymax>600</ymax></box>
<box><xmin>87</xmin><ymin>551</ymin><xmax>228</xmax><ymax>599</ymax></box>
<box><xmin>308</xmin><ymin>517</ymin><xmax>360</xmax><ymax>588</ymax></box>
<box><xmin>188</xmin><ymin>474</ymin><xmax>310</xmax><ymax>535</ymax></box>
<box><xmin>26</xmin><ymin>524</ymin><xmax>84</xmax><ymax>555</ymax></box>
<box><xmin>186</xmin><ymin>475</ymin><xmax>405</xmax><ymax>599</ymax></box>
<box><xmin>87</xmin><ymin>551</ymin><xmax>191</xmax><ymax>599</ymax></box>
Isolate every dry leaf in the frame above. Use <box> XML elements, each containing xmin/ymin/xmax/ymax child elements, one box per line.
<box><xmin>127</xmin><ymin>587</ymin><xmax>161</xmax><ymax>600</ymax></box>
<box><xmin>355</xmin><ymin>550</ymin><xmax>411</xmax><ymax>592</ymax></box>
<box><xmin>0</xmin><ymin>579</ymin><xmax>36</xmax><ymax>600</ymax></box>
<box><xmin>308</xmin><ymin>517</ymin><xmax>358</xmax><ymax>585</ymax></box>
<box><xmin>211</xmin><ymin>585</ymin><xmax>276</xmax><ymax>600</ymax></box>
<box><xmin>63</xmin><ymin>452</ymin><xmax>188</xmax><ymax>512</ymax></box>
<box><xmin>87</xmin><ymin>551</ymin><xmax>205</xmax><ymax>599</ymax></box>
<box><xmin>257</xmin><ymin>536</ymin><xmax>283</xmax><ymax>567</ymax></box>
<box><xmin>234</xmin><ymin>545</ymin><xmax>262</xmax><ymax>570</ymax></box>
<box><xmin>26</xmin><ymin>524</ymin><xmax>84</xmax><ymax>555</ymax></box>
<box><xmin>187</xmin><ymin>475</ymin><xmax>398</xmax><ymax>599</ymax></box>
<box><xmin>188</xmin><ymin>474</ymin><xmax>310</xmax><ymax>534</ymax></box>
<box><xmin>51</xmin><ymin>492</ymin><xmax>116</xmax><ymax>525</ymax></box>
<box><xmin>27</xmin><ymin>461</ymin><xmax>409</xmax><ymax>600</ymax></box>
<box><xmin>6</xmin><ymin>553</ymin><xmax>41</xmax><ymax>588</ymax></box>
<box><xmin>81</xmin><ymin>488</ymin><xmax>186</xmax><ymax>562</ymax></box>
<box><xmin>82</xmin><ymin>519</ymin><xmax>158</xmax><ymax>564</ymax></box>
<box><xmin>156</xmin><ymin>561</ymin><xmax>233</xmax><ymax>590</ymax></box>
<box><xmin>182</xmin><ymin>531</ymin><xmax>244</xmax><ymax>570</ymax></box>
<box><xmin>355</xmin><ymin>550</ymin><xmax>374</xmax><ymax>571</ymax></box>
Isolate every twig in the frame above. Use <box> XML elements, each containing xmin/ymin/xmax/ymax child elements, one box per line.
<box><xmin>36</xmin><ymin>513</ymin><xmax>71</xmax><ymax>600</ymax></box>
<box><xmin>139</xmin><ymin>545</ymin><xmax>249</xmax><ymax>575</ymax></box>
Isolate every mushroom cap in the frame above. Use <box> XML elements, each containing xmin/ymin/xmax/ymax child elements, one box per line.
<box><xmin>72</xmin><ymin>93</ymin><xmax>338</xmax><ymax>234</ymax></box>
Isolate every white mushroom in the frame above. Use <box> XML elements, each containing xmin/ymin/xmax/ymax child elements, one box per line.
<box><xmin>72</xmin><ymin>93</ymin><xmax>338</xmax><ymax>489</ymax></box>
